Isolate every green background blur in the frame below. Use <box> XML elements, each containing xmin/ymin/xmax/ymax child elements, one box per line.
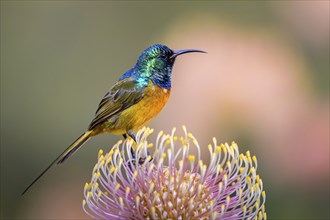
<box><xmin>1</xmin><ymin>1</ymin><xmax>329</xmax><ymax>219</ymax></box>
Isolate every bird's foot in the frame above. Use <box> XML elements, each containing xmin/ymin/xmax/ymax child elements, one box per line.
<box><xmin>130</xmin><ymin>149</ymin><xmax>153</xmax><ymax>165</ymax></box>
<box><xmin>123</xmin><ymin>132</ymin><xmax>152</xmax><ymax>168</ymax></box>
<box><xmin>127</xmin><ymin>149</ymin><xmax>153</xmax><ymax>171</ymax></box>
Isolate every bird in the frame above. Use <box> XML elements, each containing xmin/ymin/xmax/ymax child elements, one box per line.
<box><xmin>22</xmin><ymin>44</ymin><xmax>206</xmax><ymax>195</ymax></box>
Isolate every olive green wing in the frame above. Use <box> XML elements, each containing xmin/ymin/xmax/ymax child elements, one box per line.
<box><xmin>88</xmin><ymin>77</ymin><xmax>146</xmax><ymax>130</ymax></box>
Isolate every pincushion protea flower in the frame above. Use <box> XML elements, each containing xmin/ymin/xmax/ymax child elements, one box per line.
<box><xmin>83</xmin><ymin>127</ymin><xmax>266</xmax><ymax>219</ymax></box>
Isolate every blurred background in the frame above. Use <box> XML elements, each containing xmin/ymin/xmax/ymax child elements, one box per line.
<box><xmin>1</xmin><ymin>1</ymin><xmax>329</xmax><ymax>219</ymax></box>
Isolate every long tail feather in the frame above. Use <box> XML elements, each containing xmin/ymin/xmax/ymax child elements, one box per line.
<box><xmin>21</xmin><ymin>131</ymin><xmax>92</xmax><ymax>195</ymax></box>
<box><xmin>57</xmin><ymin>131</ymin><xmax>92</xmax><ymax>164</ymax></box>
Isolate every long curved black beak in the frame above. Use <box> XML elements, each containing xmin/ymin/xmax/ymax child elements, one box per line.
<box><xmin>170</xmin><ymin>49</ymin><xmax>207</xmax><ymax>59</ymax></box>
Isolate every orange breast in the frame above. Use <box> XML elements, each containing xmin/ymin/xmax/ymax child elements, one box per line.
<box><xmin>110</xmin><ymin>81</ymin><xmax>171</xmax><ymax>134</ymax></box>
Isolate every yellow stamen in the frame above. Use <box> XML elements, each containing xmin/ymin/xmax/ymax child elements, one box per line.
<box><xmin>125</xmin><ymin>187</ymin><xmax>130</xmax><ymax>198</ymax></box>
<box><xmin>115</xmin><ymin>183</ymin><xmax>121</xmax><ymax>191</ymax></box>
<box><xmin>119</xmin><ymin>196</ymin><xmax>124</xmax><ymax>209</ymax></box>
<box><xmin>188</xmin><ymin>155</ymin><xmax>195</xmax><ymax>162</ymax></box>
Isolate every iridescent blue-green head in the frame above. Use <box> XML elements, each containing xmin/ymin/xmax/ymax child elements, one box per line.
<box><xmin>133</xmin><ymin>44</ymin><xmax>206</xmax><ymax>89</ymax></box>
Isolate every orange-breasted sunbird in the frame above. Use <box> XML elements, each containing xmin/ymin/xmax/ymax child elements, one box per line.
<box><xmin>22</xmin><ymin>44</ymin><xmax>206</xmax><ymax>195</ymax></box>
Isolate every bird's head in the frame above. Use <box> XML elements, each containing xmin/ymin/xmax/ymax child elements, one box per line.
<box><xmin>134</xmin><ymin>44</ymin><xmax>206</xmax><ymax>89</ymax></box>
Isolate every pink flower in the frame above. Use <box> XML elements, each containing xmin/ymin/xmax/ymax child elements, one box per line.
<box><xmin>83</xmin><ymin>127</ymin><xmax>266</xmax><ymax>219</ymax></box>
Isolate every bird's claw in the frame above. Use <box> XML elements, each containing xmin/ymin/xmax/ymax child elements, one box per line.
<box><xmin>128</xmin><ymin>149</ymin><xmax>153</xmax><ymax>170</ymax></box>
